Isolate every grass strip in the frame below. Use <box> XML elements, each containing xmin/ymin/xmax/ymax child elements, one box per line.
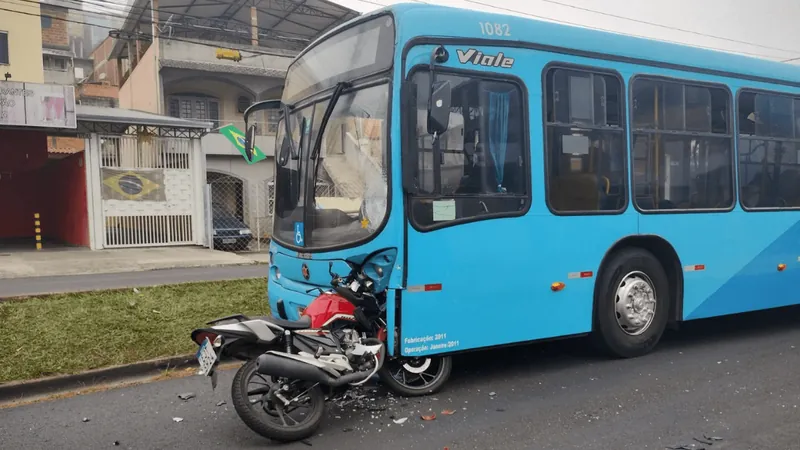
<box><xmin>0</xmin><ymin>278</ymin><xmax>268</xmax><ymax>384</ymax></box>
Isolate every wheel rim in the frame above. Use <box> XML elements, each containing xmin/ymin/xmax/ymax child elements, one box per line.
<box><xmin>386</xmin><ymin>357</ymin><xmax>446</xmax><ymax>391</ymax></box>
<box><xmin>614</xmin><ymin>270</ymin><xmax>657</xmax><ymax>336</ymax></box>
<box><xmin>243</xmin><ymin>366</ymin><xmax>319</xmax><ymax>429</ymax></box>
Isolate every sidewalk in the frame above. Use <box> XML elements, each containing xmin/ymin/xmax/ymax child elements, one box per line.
<box><xmin>0</xmin><ymin>246</ymin><xmax>268</xmax><ymax>280</ymax></box>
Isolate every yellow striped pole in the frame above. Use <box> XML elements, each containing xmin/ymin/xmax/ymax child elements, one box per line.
<box><xmin>34</xmin><ymin>213</ymin><xmax>42</xmax><ymax>250</ymax></box>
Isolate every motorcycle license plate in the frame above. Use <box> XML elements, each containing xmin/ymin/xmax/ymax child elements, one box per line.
<box><xmin>196</xmin><ymin>338</ymin><xmax>218</xmax><ymax>376</ymax></box>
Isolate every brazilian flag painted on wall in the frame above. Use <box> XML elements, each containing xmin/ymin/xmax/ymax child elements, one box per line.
<box><xmin>219</xmin><ymin>124</ymin><xmax>267</xmax><ymax>164</ymax></box>
<box><xmin>101</xmin><ymin>168</ymin><xmax>166</xmax><ymax>201</ymax></box>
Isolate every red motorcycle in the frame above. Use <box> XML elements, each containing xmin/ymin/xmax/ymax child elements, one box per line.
<box><xmin>190</xmin><ymin>249</ymin><xmax>452</xmax><ymax>442</ymax></box>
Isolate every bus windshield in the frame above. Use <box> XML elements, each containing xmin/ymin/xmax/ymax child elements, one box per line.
<box><xmin>272</xmin><ymin>15</ymin><xmax>394</xmax><ymax>250</ymax></box>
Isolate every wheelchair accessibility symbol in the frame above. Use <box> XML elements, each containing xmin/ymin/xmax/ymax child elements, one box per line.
<box><xmin>294</xmin><ymin>222</ymin><xmax>304</xmax><ymax>246</ymax></box>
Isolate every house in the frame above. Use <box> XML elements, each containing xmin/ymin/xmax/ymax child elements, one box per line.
<box><xmin>103</xmin><ymin>0</ymin><xmax>359</xmax><ymax>247</ymax></box>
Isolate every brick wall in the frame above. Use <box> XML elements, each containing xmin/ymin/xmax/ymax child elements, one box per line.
<box><xmin>91</xmin><ymin>37</ymin><xmax>121</xmax><ymax>86</ymax></box>
<box><xmin>49</xmin><ymin>136</ymin><xmax>85</xmax><ymax>153</ymax></box>
<box><xmin>79</xmin><ymin>83</ymin><xmax>119</xmax><ymax>99</ymax></box>
<box><xmin>41</xmin><ymin>6</ymin><xmax>69</xmax><ymax>48</ymax></box>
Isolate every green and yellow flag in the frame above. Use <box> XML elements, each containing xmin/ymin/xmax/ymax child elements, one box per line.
<box><xmin>219</xmin><ymin>124</ymin><xmax>266</xmax><ymax>164</ymax></box>
<box><xmin>101</xmin><ymin>168</ymin><xmax>165</xmax><ymax>201</ymax></box>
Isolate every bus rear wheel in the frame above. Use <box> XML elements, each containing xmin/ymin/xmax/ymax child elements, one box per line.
<box><xmin>593</xmin><ymin>248</ymin><xmax>670</xmax><ymax>358</ymax></box>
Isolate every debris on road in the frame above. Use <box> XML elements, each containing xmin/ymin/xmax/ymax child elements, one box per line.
<box><xmin>172</xmin><ymin>417</ymin><xmax>184</xmax><ymax>423</ymax></box>
<box><xmin>441</xmin><ymin>409</ymin><xmax>456</xmax><ymax>415</ymax></box>
<box><xmin>81</xmin><ymin>417</ymin><xmax>90</xmax><ymax>423</ymax></box>
<box><xmin>421</xmin><ymin>413</ymin><xmax>436</xmax><ymax>421</ymax></box>
<box><xmin>216</xmin><ymin>400</ymin><xmax>227</xmax><ymax>406</ymax></box>
<box><xmin>704</xmin><ymin>435</ymin><xmax>723</xmax><ymax>442</ymax></box>
<box><xmin>392</xmin><ymin>417</ymin><xmax>408</xmax><ymax>425</ymax></box>
<box><xmin>489</xmin><ymin>391</ymin><xmax>497</xmax><ymax>397</ymax></box>
<box><xmin>177</xmin><ymin>392</ymin><xmax>196</xmax><ymax>401</ymax></box>
<box><xmin>694</xmin><ymin>437</ymin><xmax>713</xmax><ymax>445</ymax></box>
<box><xmin>113</xmin><ymin>441</ymin><xmax>120</xmax><ymax>446</ymax></box>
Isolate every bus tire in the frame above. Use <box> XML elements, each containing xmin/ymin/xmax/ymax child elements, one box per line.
<box><xmin>592</xmin><ymin>247</ymin><xmax>670</xmax><ymax>358</ymax></box>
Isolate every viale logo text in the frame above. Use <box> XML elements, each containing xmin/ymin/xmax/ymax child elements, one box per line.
<box><xmin>456</xmin><ymin>48</ymin><xmax>515</xmax><ymax>68</ymax></box>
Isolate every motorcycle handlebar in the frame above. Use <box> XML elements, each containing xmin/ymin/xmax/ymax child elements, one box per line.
<box><xmin>334</xmin><ymin>285</ymin><xmax>364</xmax><ymax>307</ymax></box>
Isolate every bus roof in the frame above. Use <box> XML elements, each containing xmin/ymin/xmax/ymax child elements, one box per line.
<box><xmin>344</xmin><ymin>2</ymin><xmax>800</xmax><ymax>88</ymax></box>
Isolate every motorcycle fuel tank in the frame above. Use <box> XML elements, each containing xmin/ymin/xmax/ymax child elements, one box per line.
<box><xmin>302</xmin><ymin>293</ymin><xmax>357</xmax><ymax>328</ymax></box>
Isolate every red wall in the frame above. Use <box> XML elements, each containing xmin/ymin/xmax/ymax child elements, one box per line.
<box><xmin>0</xmin><ymin>130</ymin><xmax>49</xmax><ymax>239</ymax></box>
<box><xmin>0</xmin><ymin>130</ymin><xmax>89</xmax><ymax>247</ymax></box>
<box><xmin>42</xmin><ymin>153</ymin><xmax>89</xmax><ymax>247</ymax></box>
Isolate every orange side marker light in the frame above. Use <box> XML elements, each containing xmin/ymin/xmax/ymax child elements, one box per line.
<box><xmin>551</xmin><ymin>282</ymin><xmax>565</xmax><ymax>292</ymax></box>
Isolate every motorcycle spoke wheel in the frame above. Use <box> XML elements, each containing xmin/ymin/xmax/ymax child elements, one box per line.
<box><xmin>250</xmin><ymin>379</ymin><xmax>318</xmax><ymax>429</ymax></box>
<box><xmin>231</xmin><ymin>360</ymin><xmax>326</xmax><ymax>442</ymax></box>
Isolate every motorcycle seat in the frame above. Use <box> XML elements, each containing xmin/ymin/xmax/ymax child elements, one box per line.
<box><xmin>256</xmin><ymin>315</ymin><xmax>312</xmax><ymax>330</ymax></box>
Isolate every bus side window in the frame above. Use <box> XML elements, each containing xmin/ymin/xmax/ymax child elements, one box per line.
<box><xmin>738</xmin><ymin>91</ymin><xmax>800</xmax><ymax>209</ymax></box>
<box><xmin>631</xmin><ymin>77</ymin><xmax>734</xmax><ymax>211</ymax></box>
<box><xmin>544</xmin><ymin>66</ymin><xmax>626</xmax><ymax>214</ymax></box>
<box><xmin>408</xmin><ymin>69</ymin><xmax>529</xmax><ymax>228</ymax></box>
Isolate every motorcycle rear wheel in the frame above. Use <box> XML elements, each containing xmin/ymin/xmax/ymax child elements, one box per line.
<box><xmin>231</xmin><ymin>360</ymin><xmax>326</xmax><ymax>442</ymax></box>
<box><xmin>378</xmin><ymin>355</ymin><xmax>452</xmax><ymax>397</ymax></box>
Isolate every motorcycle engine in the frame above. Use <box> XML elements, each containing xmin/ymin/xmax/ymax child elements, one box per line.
<box><xmin>338</xmin><ymin>329</ymin><xmax>378</xmax><ymax>372</ymax></box>
<box><xmin>339</xmin><ymin>328</ymin><xmax>360</xmax><ymax>348</ymax></box>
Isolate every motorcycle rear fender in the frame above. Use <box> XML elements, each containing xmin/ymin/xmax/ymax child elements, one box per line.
<box><xmin>210</xmin><ymin>320</ymin><xmax>279</xmax><ymax>344</ymax></box>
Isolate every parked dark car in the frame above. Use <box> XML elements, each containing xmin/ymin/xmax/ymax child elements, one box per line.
<box><xmin>212</xmin><ymin>205</ymin><xmax>253</xmax><ymax>251</ymax></box>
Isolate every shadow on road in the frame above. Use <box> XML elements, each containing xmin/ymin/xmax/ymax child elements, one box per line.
<box><xmin>444</xmin><ymin>304</ymin><xmax>800</xmax><ymax>386</ymax></box>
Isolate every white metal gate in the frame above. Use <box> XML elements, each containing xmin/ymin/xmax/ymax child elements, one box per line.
<box><xmin>98</xmin><ymin>135</ymin><xmax>197</xmax><ymax>248</ymax></box>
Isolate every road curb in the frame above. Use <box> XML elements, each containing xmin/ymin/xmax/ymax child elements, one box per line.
<box><xmin>0</xmin><ymin>354</ymin><xmax>197</xmax><ymax>405</ymax></box>
<box><xmin>0</xmin><ymin>259</ymin><xmax>269</xmax><ymax>283</ymax></box>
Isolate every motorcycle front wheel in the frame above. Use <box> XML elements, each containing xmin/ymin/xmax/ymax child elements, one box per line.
<box><xmin>378</xmin><ymin>355</ymin><xmax>452</xmax><ymax>397</ymax></box>
<box><xmin>231</xmin><ymin>360</ymin><xmax>326</xmax><ymax>442</ymax></box>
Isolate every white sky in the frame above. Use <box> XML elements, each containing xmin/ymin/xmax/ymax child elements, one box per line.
<box><xmin>330</xmin><ymin>0</ymin><xmax>800</xmax><ymax>63</ymax></box>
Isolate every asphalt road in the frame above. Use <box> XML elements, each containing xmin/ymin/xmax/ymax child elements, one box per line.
<box><xmin>2</xmin><ymin>307</ymin><xmax>800</xmax><ymax>450</ymax></box>
<box><xmin>0</xmin><ymin>265</ymin><xmax>269</xmax><ymax>299</ymax></box>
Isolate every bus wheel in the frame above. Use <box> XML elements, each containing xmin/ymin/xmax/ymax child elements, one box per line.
<box><xmin>593</xmin><ymin>248</ymin><xmax>670</xmax><ymax>358</ymax></box>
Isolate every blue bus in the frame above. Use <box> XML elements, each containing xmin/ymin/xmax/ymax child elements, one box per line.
<box><xmin>244</xmin><ymin>3</ymin><xmax>800</xmax><ymax>393</ymax></box>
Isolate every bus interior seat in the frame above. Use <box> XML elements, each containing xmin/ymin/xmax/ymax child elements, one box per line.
<box><xmin>778</xmin><ymin>169</ymin><xmax>800</xmax><ymax>206</ymax></box>
<box><xmin>550</xmin><ymin>174</ymin><xmax>600</xmax><ymax>211</ymax></box>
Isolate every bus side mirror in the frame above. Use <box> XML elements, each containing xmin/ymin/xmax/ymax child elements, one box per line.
<box><xmin>243</xmin><ymin>99</ymin><xmax>282</xmax><ymax>162</ymax></box>
<box><xmin>244</xmin><ymin>125</ymin><xmax>257</xmax><ymax>162</ymax></box>
<box><xmin>427</xmin><ymin>80</ymin><xmax>451</xmax><ymax>136</ymax></box>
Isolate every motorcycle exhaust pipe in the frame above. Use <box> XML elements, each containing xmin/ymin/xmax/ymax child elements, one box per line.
<box><xmin>255</xmin><ymin>353</ymin><xmax>373</xmax><ymax>388</ymax></box>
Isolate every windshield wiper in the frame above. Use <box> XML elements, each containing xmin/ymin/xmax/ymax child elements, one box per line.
<box><xmin>309</xmin><ymin>81</ymin><xmax>350</xmax><ymax>198</ymax></box>
<box><xmin>283</xmin><ymin>103</ymin><xmax>300</xmax><ymax>160</ymax></box>
<box><xmin>310</xmin><ymin>82</ymin><xmax>350</xmax><ymax>162</ymax></box>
